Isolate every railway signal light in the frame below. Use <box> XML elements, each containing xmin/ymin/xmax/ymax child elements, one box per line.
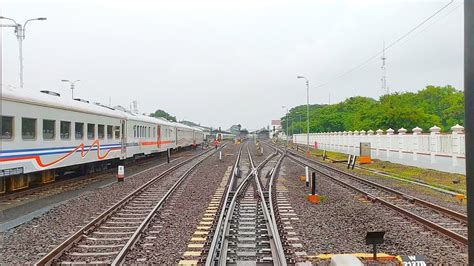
<box><xmin>365</xmin><ymin>231</ymin><xmax>385</xmax><ymax>261</ymax></box>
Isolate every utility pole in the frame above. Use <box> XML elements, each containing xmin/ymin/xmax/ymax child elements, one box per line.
<box><xmin>464</xmin><ymin>1</ymin><xmax>474</xmax><ymax>264</ymax></box>
<box><xmin>0</xmin><ymin>16</ymin><xmax>47</xmax><ymax>88</ymax></box>
<box><xmin>297</xmin><ymin>76</ymin><xmax>311</xmax><ymax>156</ymax></box>
<box><xmin>282</xmin><ymin>106</ymin><xmax>289</xmax><ymax>150</ymax></box>
<box><xmin>61</xmin><ymin>79</ymin><xmax>80</xmax><ymax>99</ymax></box>
<box><xmin>381</xmin><ymin>41</ymin><xmax>388</xmax><ymax>95</ymax></box>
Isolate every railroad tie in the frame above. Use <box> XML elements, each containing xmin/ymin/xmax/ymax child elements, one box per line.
<box><xmin>178</xmin><ymin>166</ymin><xmax>233</xmax><ymax>265</ymax></box>
<box><xmin>276</xmin><ymin>178</ymin><xmax>307</xmax><ymax>261</ymax></box>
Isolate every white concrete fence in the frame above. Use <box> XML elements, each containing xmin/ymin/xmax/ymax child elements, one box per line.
<box><xmin>292</xmin><ymin>124</ymin><xmax>465</xmax><ymax>174</ymax></box>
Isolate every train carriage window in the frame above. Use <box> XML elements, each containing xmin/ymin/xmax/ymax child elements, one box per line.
<box><xmin>133</xmin><ymin>125</ymin><xmax>136</xmax><ymax>138</ymax></box>
<box><xmin>22</xmin><ymin>118</ymin><xmax>36</xmax><ymax>140</ymax></box>
<box><xmin>98</xmin><ymin>124</ymin><xmax>105</xmax><ymax>139</ymax></box>
<box><xmin>107</xmin><ymin>125</ymin><xmax>113</xmax><ymax>139</ymax></box>
<box><xmin>1</xmin><ymin>116</ymin><xmax>13</xmax><ymax>139</ymax></box>
<box><xmin>75</xmin><ymin>122</ymin><xmax>84</xmax><ymax>139</ymax></box>
<box><xmin>148</xmin><ymin>127</ymin><xmax>150</xmax><ymax>138</ymax></box>
<box><xmin>114</xmin><ymin>126</ymin><xmax>121</xmax><ymax>139</ymax></box>
<box><xmin>43</xmin><ymin>119</ymin><xmax>55</xmax><ymax>140</ymax></box>
<box><xmin>87</xmin><ymin>124</ymin><xmax>95</xmax><ymax>139</ymax></box>
<box><xmin>60</xmin><ymin>121</ymin><xmax>71</xmax><ymax>140</ymax></box>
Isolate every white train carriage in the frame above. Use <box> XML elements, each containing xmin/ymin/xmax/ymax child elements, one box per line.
<box><xmin>193</xmin><ymin>127</ymin><xmax>205</xmax><ymax>145</ymax></box>
<box><xmin>0</xmin><ymin>86</ymin><xmax>204</xmax><ymax>193</ymax></box>
<box><xmin>1</xmin><ymin>88</ymin><xmax>127</xmax><ymax>191</ymax></box>
<box><xmin>175</xmin><ymin>123</ymin><xmax>195</xmax><ymax>148</ymax></box>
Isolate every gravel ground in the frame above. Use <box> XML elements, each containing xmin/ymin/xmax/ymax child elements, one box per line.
<box><xmin>0</xmin><ymin>148</ymin><xmax>205</xmax><ymax>264</ymax></box>
<box><xmin>250</xmin><ymin>141</ymin><xmax>274</xmax><ymax>167</ymax></box>
<box><xmin>279</xmin><ymin>157</ymin><xmax>468</xmax><ymax>265</ymax></box>
<box><xmin>122</xmin><ymin>143</ymin><xmax>239</xmax><ymax>264</ymax></box>
<box><xmin>290</xmin><ymin>148</ymin><xmax>467</xmax><ymax>215</ymax></box>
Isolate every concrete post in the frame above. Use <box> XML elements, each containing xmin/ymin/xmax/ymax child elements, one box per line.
<box><xmin>429</xmin><ymin>125</ymin><xmax>441</xmax><ymax>164</ymax></box>
<box><xmin>348</xmin><ymin>131</ymin><xmax>353</xmax><ymax>154</ymax></box>
<box><xmin>343</xmin><ymin>131</ymin><xmax>348</xmax><ymax>153</ymax></box>
<box><xmin>336</xmin><ymin>131</ymin><xmax>344</xmax><ymax>151</ymax></box>
<box><xmin>412</xmin><ymin>126</ymin><xmax>422</xmax><ymax>161</ymax></box>
<box><xmin>386</xmin><ymin>128</ymin><xmax>394</xmax><ymax>158</ymax></box>
<box><xmin>398</xmin><ymin>127</ymin><xmax>407</xmax><ymax>159</ymax></box>
<box><xmin>376</xmin><ymin>129</ymin><xmax>383</xmax><ymax>156</ymax></box>
<box><xmin>353</xmin><ymin>130</ymin><xmax>359</xmax><ymax>155</ymax></box>
<box><xmin>451</xmin><ymin>124</ymin><xmax>464</xmax><ymax>167</ymax></box>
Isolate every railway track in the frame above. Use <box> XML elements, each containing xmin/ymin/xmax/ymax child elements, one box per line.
<box><xmin>35</xmin><ymin>146</ymin><xmax>224</xmax><ymax>265</ymax></box>
<box><xmin>205</xmin><ymin>143</ymin><xmax>287</xmax><ymax>265</ymax></box>
<box><xmin>0</xmin><ymin>149</ymin><xmax>195</xmax><ymax>206</ymax></box>
<box><xmin>269</xmin><ymin>142</ymin><xmax>468</xmax><ymax>246</ymax></box>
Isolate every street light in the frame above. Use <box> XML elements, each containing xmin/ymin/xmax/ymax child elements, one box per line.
<box><xmin>61</xmin><ymin>79</ymin><xmax>80</xmax><ymax>99</ymax></box>
<box><xmin>0</xmin><ymin>16</ymin><xmax>47</xmax><ymax>88</ymax></box>
<box><xmin>297</xmin><ymin>75</ymin><xmax>310</xmax><ymax>156</ymax></box>
<box><xmin>282</xmin><ymin>106</ymin><xmax>289</xmax><ymax>150</ymax></box>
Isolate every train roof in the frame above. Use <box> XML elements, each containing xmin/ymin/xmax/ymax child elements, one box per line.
<box><xmin>2</xmin><ymin>86</ymin><xmax>126</xmax><ymax>119</ymax></box>
<box><xmin>2</xmin><ymin>86</ymin><xmax>203</xmax><ymax>130</ymax></box>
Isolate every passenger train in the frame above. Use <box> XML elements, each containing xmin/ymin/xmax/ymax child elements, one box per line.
<box><xmin>0</xmin><ymin>86</ymin><xmax>204</xmax><ymax>193</ymax></box>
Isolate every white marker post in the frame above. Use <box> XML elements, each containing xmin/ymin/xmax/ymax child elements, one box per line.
<box><xmin>117</xmin><ymin>165</ymin><xmax>125</xmax><ymax>182</ymax></box>
<box><xmin>305</xmin><ymin>166</ymin><xmax>309</xmax><ymax>187</ymax></box>
<box><xmin>219</xmin><ymin>150</ymin><xmax>222</xmax><ymax>161</ymax></box>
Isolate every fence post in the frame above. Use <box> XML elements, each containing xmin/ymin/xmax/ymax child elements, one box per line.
<box><xmin>338</xmin><ymin>131</ymin><xmax>342</xmax><ymax>151</ymax></box>
<box><xmin>386</xmin><ymin>128</ymin><xmax>394</xmax><ymax>158</ymax></box>
<box><xmin>354</xmin><ymin>130</ymin><xmax>360</xmax><ymax>155</ymax></box>
<box><xmin>376</xmin><ymin>129</ymin><xmax>383</xmax><ymax>156</ymax></box>
<box><xmin>429</xmin><ymin>125</ymin><xmax>441</xmax><ymax>164</ymax></box>
<box><xmin>451</xmin><ymin>124</ymin><xmax>464</xmax><ymax>167</ymax></box>
<box><xmin>348</xmin><ymin>131</ymin><xmax>353</xmax><ymax>153</ymax></box>
<box><xmin>412</xmin><ymin>126</ymin><xmax>422</xmax><ymax>161</ymax></box>
<box><xmin>343</xmin><ymin>131</ymin><xmax>348</xmax><ymax>153</ymax></box>
<box><xmin>398</xmin><ymin>128</ymin><xmax>407</xmax><ymax>159</ymax></box>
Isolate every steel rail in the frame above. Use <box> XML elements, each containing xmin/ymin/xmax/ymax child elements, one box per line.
<box><xmin>204</xmin><ymin>142</ymin><xmax>244</xmax><ymax>265</ymax></box>
<box><xmin>284</xmin><ymin>150</ymin><xmax>468</xmax><ymax>246</ymax></box>
<box><xmin>35</xmin><ymin>147</ymin><xmax>218</xmax><ymax>266</ymax></box>
<box><xmin>112</xmin><ymin>144</ymin><xmax>226</xmax><ymax>265</ymax></box>
<box><xmin>250</xmin><ymin>148</ymin><xmax>287</xmax><ymax>266</ymax></box>
<box><xmin>205</xmin><ymin>146</ymin><xmax>277</xmax><ymax>265</ymax></box>
<box><xmin>285</xmin><ymin>147</ymin><xmax>467</xmax><ymax>223</ymax></box>
<box><xmin>267</xmin><ymin>152</ymin><xmax>287</xmax><ymax>264</ymax></box>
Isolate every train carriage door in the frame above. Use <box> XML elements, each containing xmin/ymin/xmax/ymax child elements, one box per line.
<box><xmin>175</xmin><ymin>127</ymin><xmax>178</xmax><ymax>146</ymax></box>
<box><xmin>157</xmin><ymin>125</ymin><xmax>161</xmax><ymax>148</ymax></box>
<box><xmin>121</xmin><ymin>120</ymin><xmax>127</xmax><ymax>159</ymax></box>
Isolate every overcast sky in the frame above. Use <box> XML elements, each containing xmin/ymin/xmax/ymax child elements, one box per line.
<box><xmin>1</xmin><ymin>0</ymin><xmax>464</xmax><ymax>130</ymax></box>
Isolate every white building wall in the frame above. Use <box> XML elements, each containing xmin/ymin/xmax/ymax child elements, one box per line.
<box><xmin>292</xmin><ymin>125</ymin><xmax>466</xmax><ymax>174</ymax></box>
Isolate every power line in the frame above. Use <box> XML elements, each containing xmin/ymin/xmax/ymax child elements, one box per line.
<box><xmin>313</xmin><ymin>0</ymin><xmax>456</xmax><ymax>89</ymax></box>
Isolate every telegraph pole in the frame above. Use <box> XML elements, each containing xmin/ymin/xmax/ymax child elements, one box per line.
<box><xmin>465</xmin><ymin>1</ymin><xmax>474</xmax><ymax>264</ymax></box>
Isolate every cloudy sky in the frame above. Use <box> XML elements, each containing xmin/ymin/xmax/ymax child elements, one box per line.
<box><xmin>1</xmin><ymin>0</ymin><xmax>464</xmax><ymax>130</ymax></box>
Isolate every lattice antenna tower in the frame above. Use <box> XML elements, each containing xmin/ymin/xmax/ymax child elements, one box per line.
<box><xmin>381</xmin><ymin>41</ymin><xmax>388</xmax><ymax>95</ymax></box>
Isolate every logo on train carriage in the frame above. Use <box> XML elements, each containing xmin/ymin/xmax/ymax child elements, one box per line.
<box><xmin>0</xmin><ymin>140</ymin><xmax>121</xmax><ymax>169</ymax></box>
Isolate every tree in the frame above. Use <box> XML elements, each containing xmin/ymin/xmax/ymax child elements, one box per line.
<box><xmin>281</xmin><ymin>85</ymin><xmax>464</xmax><ymax>134</ymax></box>
<box><xmin>150</xmin><ymin>109</ymin><xmax>177</xmax><ymax>122</ymax></box>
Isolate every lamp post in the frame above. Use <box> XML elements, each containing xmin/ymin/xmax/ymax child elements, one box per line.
<box><xmin>61</xmin><ymin>80</ymin><xmax>80</xmax><ymax>99</ymax></box>
<box><xmin>297</xmin><ymin>76</ymin><xmax>310</xmax><ymax>156</ymax></box>
<box><xmin>0</xmin><ymin>16</ymin><xmax>47</xmax><ymax>88</ymax></box>
<box><xmin>464</xmin><ymin>1</ymin><xmax>474</xmax><ymax>264</ymax></box>
<box><xmin>282</xmin><ymin>106</ymin><xmax>289</xmax><ymax>150</ymax></box>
